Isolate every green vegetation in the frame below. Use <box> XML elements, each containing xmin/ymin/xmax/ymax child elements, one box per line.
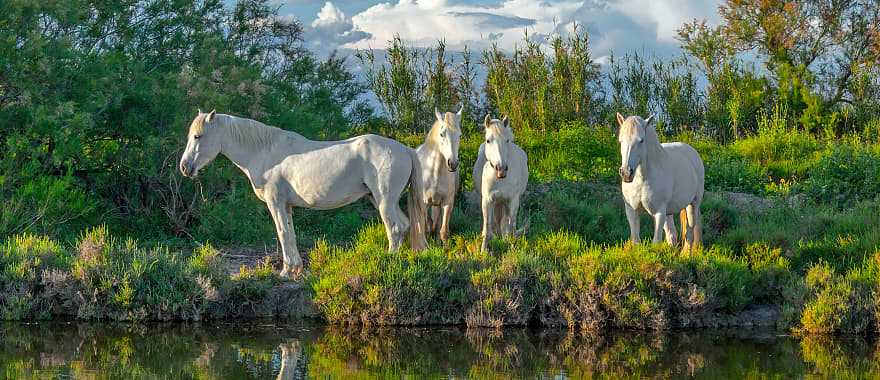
<box><xmin>6</xmin><ymin>323</ymin><xmax>880</xmax><ymax>378</ymax></box>
<box><xmin>0</xmin><ymin>227</ymin><xmax>312</xmax><ymax>321</ymax></box>
<box><xmin>2</xmin><ymin>0</ymin><xmax>880</xmax><ymax>335</ymax></box>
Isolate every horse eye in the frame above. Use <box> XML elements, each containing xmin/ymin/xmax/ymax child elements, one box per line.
<box><xmin>194</xmin><ymin>135</ymin><xmax>202</xmax><ymax>139</ymax></box>
<box><xmin>486</xmin><ymin>139</ymin><xmax>490</xmax><ymax>144</ymax></box>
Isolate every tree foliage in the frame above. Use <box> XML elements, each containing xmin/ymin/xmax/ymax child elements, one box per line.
<box><xmin>0</xmin><ymin>0</ymin><xmax>367</xmax><ymax>238</ymax></box>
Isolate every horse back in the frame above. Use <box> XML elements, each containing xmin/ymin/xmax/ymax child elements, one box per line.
<box><xmin>661</xmin><ymin>142</ymin><xmax>705</xmax><ymax>201</ymax></box>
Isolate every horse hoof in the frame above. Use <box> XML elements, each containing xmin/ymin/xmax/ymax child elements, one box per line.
<box><xmin>280</xmin><ymin>266</ymin><xmax>306</xmax><ymax>281</ymax></box>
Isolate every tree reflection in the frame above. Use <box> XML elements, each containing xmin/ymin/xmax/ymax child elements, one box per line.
<box><xmin>1</xmin><ymin>322</ymin><xmax>878</xmax><ymax>378</ymax></box>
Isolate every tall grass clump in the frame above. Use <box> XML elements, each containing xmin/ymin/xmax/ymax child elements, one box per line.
<box><xmin>309</xmin><ymin>229</ymin><xmax>792</xmax><ymax>330</ymax></box>
<box><xmin>483</xmin><ymin>26</ymin><xmax>602</xmax><ymax>131</ymax></box>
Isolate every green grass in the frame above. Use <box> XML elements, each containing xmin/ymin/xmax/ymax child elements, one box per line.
<box><xmin>0</xmin><ymin>226</ymin><xmax>302</xmax><ymax>321</ymax></box>
<box><xmin>308</xmin><ymin>224</ymin><xmax>801</xmax><ymax>331</ymax></box>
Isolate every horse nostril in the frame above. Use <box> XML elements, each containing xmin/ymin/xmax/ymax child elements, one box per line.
<box><xmin>448</xmin><ymin>159</ymin><xmax>458</xmax><ymax>171</ymax></box>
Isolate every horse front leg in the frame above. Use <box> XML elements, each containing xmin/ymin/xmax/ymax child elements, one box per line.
<box><xmin>480</xmin><ymin>197</ymin><xmax>494</xmax><ymax>252</ymax></box>
<box><xmin>440</xmin><ymin>203</ymin><xmax>453</xmax><ymax>244</ymax></box>
<box><xmin>652</xmin><ymin>211</ymin><xmax>667</xmax><ymax>244</ymax></box>
<box><xmin>624</xmin><ymin>202</ymin><xmax>640</xmax><ymax>245</ymax></box>
<box><xmin>269</xmin><ymin>202</ymin><xmax>302</xmax><ymax>279</ymax></box>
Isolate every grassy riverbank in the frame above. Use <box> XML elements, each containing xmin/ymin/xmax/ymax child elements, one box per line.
<box><xmin>4</xmin><ymin>180</ymin><xmax>880</xmax><ymax>335</ymax></box>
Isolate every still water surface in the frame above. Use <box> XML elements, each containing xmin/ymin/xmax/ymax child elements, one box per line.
<box><xmin>2</xmin><ymin>322</ymin><xmax>878</xmax><ymax>379</ymax></box>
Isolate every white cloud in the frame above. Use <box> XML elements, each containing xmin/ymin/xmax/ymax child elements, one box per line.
<box><xmin>340</xmin><ymin>0</ymin><xmax>720</xmax><ymax>60</ymax></box>
<box><xmin>303</xmin><ymin>2</ymin><xmax>372</xmax><ymax>57</ymax></box>
<box><xmin>348</xmin><ymin>0</ymin><xmax>582</xmax><ymax>50</ymax></box>
<box><xmin>312</xmin><ymin>1</ymin><xmax>347</xmax><ymax>28</ymax></box>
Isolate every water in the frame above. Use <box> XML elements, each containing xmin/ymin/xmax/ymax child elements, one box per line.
<box><xmin>1</xmin><ymin>321</ymin><xmax>877</xmax><ymax>379</ymax></box>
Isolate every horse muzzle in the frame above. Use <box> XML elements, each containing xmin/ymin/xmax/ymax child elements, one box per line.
<box><xmin>447</xmin><ymin>158</ymin><xmax>459</xmax><ymax>172</ymax></box>
<box><xmin>493</xmin><ymin>163</ymin><xmax>508</xmax><ymax>179</ymax></box>
<box><xmin>619</xmin><ymin>167</ymin><xmax>633</xmax><ymax>183</ymax></box>
<box><xmin>180</xmin><ymin>161</ymin><xmax>197</xmax><ymax>178</ymax></box>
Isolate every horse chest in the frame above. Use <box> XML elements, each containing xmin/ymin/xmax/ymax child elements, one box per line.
<box><xmin>424</xmin><ymin>174</ymin><xmax>455</xmax><ymax>204</ymax></box>
<box><xmin>622</xmin><ymin>179</ymin><xmax>669</xmax><ymax>214</ymax></box>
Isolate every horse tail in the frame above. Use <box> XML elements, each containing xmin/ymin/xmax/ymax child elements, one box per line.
<box><xmin>407</xmin><ymin>149</ymin><xmax>428</xmax><ymax>251</ymax></box>
<box><xmin>679</xmin><ymin>208</ymin><xmax>688</xmax><ymax>247</ymax></box>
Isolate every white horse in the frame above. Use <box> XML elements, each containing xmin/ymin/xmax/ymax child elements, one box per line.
<box><xmin>179</xmin><ymin>110</ymin><xmax>427</xmax><ymax>278</ymax></box>
<box><xmin>616</xmin><ymin>113</ymin><xmax>705</xmax><ymax>251</ymax></box>
<box><xmin>473</xmin><ymin>115</ymin><xmax>529</xmax><ymax>252</ymax></box>
<box><xmin>415</xmin><ymin>106</ymin><xmax>463</xmax><ymax>243</ymax></box>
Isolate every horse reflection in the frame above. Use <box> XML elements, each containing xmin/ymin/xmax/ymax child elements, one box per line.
<box><xmin>277</xmin><ymin>341</ymin><xmax>302</xmax><ymax>380</ymax></box>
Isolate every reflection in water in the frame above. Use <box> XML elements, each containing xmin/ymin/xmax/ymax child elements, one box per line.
<box><xmin>1</xmin><ymin>322</ymin><xmax>878</xmax><ymax>378</ymax></box>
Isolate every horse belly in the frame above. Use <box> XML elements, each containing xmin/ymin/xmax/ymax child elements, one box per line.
<box><xmin>283</xmin><ymin>155</ymin><xmax>369</xmax><ymax>210</ymax></box>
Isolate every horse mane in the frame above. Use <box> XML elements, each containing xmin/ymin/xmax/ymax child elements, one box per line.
<box><xmin>642</xmin><ymin>121</ymin><xmax>666</xmax><ymax>159</ymax></box>
<box><xmin>218</xmin><ymin>114</ymin><xmax>294</xmax><ymax>149</ymax></box>
<box><xmin>486</xmin><ymin>119</ymin><xmax>513</xmax><ymax>141</ymax></box>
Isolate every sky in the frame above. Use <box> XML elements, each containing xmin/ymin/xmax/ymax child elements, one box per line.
<box><xmin>270</xmin><ymin>0</ymin><xmax>724</xmax><ymax>62</ymax></box>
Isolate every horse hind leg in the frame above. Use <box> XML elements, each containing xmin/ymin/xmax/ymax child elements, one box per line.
<box><xmin>686</xmin><ymin>203</ymin><xmax>702</xmax><ymax>251</ymax></box>
<box><xmin>649</xmin><ymin>209</ymin><xmax>668</xmax><ymax>244</ymax></box>
<box><xmin>376</xmin><ymin>197</ymin><xmax>408</xmax><ymax>251</ymax></box>
<box><xmin>679</xmin><ymin>209</ymin><xmax>692</xmax><ymax>253</ymax></box>
<box><xmin>428</xmin><ymin>206</ymin><xmax>441</xmax><ymax>235</ymax></box>
<box><xmin>664</xmin><ymin>214</ymin><xmax>678</xmax><ymax>246</ymax></box>
<box><xmin>493</xmin><ymin>201</ymin><xmax>508</xmax><ymax>236</ymax></box>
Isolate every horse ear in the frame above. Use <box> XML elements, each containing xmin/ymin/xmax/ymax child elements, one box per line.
<box><xmin>483</xmin><ymin>114</ymin><xmax>491</xmax><ymax>130</ymax></box>
<box><xmin>616</xmin><ymin>112</ymin><xmax>625</xmax><ymax>127</ymax></box>
<box><xmin>501</xmin><ymin>115</ymin><xmax>509</xmax><ymax>129</ymax></box>
<box><xmin>644</xmin><ymin>113</ymin><xmax>656</xmax><ymax>126</ymax></box>
<box><xmin>456</xmin><ymin>104</ymin><xmax>464</xmax><ymax>117</ymax></box>
<box><xmin>435</xmin><ymin>107</ymin><xmax>443</xmax><ymax>122</ymax></box>
<box><xmin>197</xmin><ymin>108</ymin><xmax>203</xmax><ymax>115</ymax></box>
<box><xmin>205</xmin><ymin>109</ymin><xmax>217</xmax><ymax>123</ymax></box>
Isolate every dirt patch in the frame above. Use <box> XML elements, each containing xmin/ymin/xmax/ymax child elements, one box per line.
<box><xmin>218</xmin><ymin>246</ymin><xmax>314</xmax><ymax>276</ymax></box>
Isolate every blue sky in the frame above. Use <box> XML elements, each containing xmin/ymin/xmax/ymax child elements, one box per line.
<box><xmin>264</xmin><ymin>0</ymin><xmax>723</xmax><ymax>61</ymax></box>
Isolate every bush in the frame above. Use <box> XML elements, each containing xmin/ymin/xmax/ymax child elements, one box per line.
<box><xmin>0</xmin><ymin>176</ymin><xmax>98</xmax><ymax>239</ymax></box>
<box><xmin>799</xmin><ymin>262</ymin><xmax>877</xmax><ymax>334</ymax></box>
<box><xmin>803</xmin><ymin>145</ymin><xmax>880</xmax><ymax>206</ymax></box>
<box><xmin>0</xmin><ymin>234</ymin><xmax>70</xmax><ymax>319</ymax></box>
<box><xmin>701</xmin><ymin>149</ymin><xmax>768</xmax><ymax>194</ymax></box>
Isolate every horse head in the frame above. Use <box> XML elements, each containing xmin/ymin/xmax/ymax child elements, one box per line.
<box><xmin>432</xmin><ymin>105</ymin><xmax>463</xmax><ymax>172</ymax></box>
<box><xmin>483</xmin><ymin>114</ymin><xmax>514</xmax><ymax>179</ymax></box>
<box><xmin>179</xmin><ymin>109</ymin><xmax>222</xmax><ymax>178</ymax></box>
<box><xmin>615</xmin><ymin>112</ymin><xmax>655</xmax><ymax>183</ymax></box>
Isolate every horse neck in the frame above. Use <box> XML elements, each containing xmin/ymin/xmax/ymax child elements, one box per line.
<box><xmin>423</xmin><ymin>121</ymin><xmax>445</xmax><ymax>161</ymax></box>
<box><xmin>218</xmin><ymin>115</ymin><xmax>296</xmax><ymax>178</ymax></box>
<box><xmin>639</xmin><ymin>131</ymin><xmax>667</xmax><ymax>176</ymax></box>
